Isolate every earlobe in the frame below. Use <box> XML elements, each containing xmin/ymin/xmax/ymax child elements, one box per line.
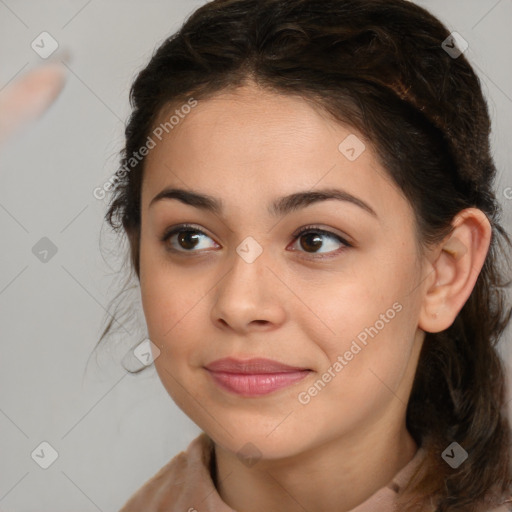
<box><xmin>418</xmin><ymin>208</ymin><xmax>492</xmax><ymax>334</ymax></box>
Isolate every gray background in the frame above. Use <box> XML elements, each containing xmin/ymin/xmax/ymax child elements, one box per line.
<box><xmin>0</xmin><ymin>1</ymin><xmax>511</xmax><ymax>510</ymax></box>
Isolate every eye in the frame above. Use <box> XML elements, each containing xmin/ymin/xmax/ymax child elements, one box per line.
<box><xmin>161</xmin><ymin>224</ymin><xmax>218</xmax><ymax>253</ymax></box>
<box><xmin>288</xmin><ymin>225</ymin><xmax>351</xmax><ymax>257</ymax></box>
<box><xmin>161</xmin><ymin>223</ymin><xmax>351</xmax><ymax>257</ymax></box>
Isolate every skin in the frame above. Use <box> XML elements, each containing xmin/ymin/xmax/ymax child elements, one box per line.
<box><xmin>138</xmin><ymin>82</ymin><xmax>491</xmax><ymax>512</ymax></box>
<box><xmin>0</xmin><ymin>62</ymin><xmax>66</xmax><ymax>144</ymax></box>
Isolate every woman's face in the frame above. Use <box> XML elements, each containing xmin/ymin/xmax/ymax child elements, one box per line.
<box><xmin>139</xmin><ymin>83</ymin><xmax>428</xmax><ymax>459</ymax></box>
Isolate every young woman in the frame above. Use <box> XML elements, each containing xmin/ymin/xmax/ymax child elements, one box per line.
<box><xmin>98</xmin><ymin>0</ymin><xmax>512</xmax><ymax>510</ymax></box>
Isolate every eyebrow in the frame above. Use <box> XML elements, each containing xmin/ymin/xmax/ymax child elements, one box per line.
<box><xmin>149</xmin><ymin>187</ymin><xmax>377</xmax><ymax>218</ymax></box>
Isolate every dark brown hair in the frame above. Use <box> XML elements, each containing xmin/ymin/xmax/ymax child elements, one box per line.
<box><xmin>97</xmin><ymin>0</ymin><xmax>512</xmax><ymax>509</ymax></box>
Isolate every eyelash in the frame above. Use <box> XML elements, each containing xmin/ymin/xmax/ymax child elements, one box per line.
<box><xmin>160</xmin><ymin>223</ymin><xmax>352</xmax><ymax>260</ymax></box>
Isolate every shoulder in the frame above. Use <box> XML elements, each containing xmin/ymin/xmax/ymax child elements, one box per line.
<box><xmin>117</xmin><ymin>433</ymin><xmax>213</xmax><ymax>511</ymax></box>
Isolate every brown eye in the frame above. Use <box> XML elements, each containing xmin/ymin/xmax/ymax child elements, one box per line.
<box><xmin>289</xmin><ymin>227</ymin><xmax>351</xmax><ymax>257</ymax></box>
<box><xmin>176</xmin><ymin>230</ymin><xmax>201</xmax><ymax>250</ymax></box>
<box><xmin>161</xmin><ymin>224</ymin><xmax>351</xmax><ymax>258</ymax></box>
<box><xmin>161</xmin><ymin>225</ymin><xmax>218</xmax><ymax>253</ymax></box>
<box><xmin>299</xmin><ymin>232</ymin><xmax>324</xmax><ymax>253</ymax></box>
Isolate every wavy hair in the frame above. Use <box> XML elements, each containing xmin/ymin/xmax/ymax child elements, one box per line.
<box><xmin>97</xmin><ymin>0</ymin><xmax>512</xmax><ymax>509</ymax></box>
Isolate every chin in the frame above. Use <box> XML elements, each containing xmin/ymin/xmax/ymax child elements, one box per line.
<box><xmin>206</xmin><ymin>425</ymin><xmax>310</xmax><ymax>462</ymax></box>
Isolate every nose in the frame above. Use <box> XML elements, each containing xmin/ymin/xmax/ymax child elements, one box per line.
<box><xmin>210</xmin><ymin>244</ymin><xmax>287</xmax><ymax>334</ymax></box>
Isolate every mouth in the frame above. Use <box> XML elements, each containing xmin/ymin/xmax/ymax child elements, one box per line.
<box><xmin>204</xmin><ymin>357</ymin><xmax>312</xmax><ymax>397</ymax></box>
<box><xmin>204</xmin><ymin>356</ymin><xmax>311</xmax><ymax>373</ymax></box>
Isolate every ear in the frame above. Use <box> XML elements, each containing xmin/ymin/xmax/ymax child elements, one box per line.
<box><xmin>418</xmin><ymin>208</ymin><xmax>492</xmax><ymax>334</ymax></box>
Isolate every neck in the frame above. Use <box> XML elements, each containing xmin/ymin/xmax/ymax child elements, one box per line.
<box><xmin>212</xmin><ymin>418</ymin><xmax>418</xmax><ymax>512</ymax></box>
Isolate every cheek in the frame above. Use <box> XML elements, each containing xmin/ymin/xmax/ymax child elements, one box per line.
<box><xmin>139</xmin><ymin>246</ymin><xmax>210</xmax><ymax>370</ymax></box>
<box><xmin>140</xmin><ymin>235</ymin><xmax>187</xmax><ymax>327</ymax></box>
<box><xmin>140</xmin><ymin>273</ymin><xmax>201</xmax><ymax>347</ymax></box>
<box><xmin>139</xmin><ymin>264</ymin><xmax>210</xmax><ymax>421</ymax></box>
<box><xmin>307</xmin><ymin>255</ymin><xmax>421</xmax><ymax>383</ymax></box>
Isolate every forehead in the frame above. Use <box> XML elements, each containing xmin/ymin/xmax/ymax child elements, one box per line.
<box><xmin>141</xmin><ymin>84</ymin><xmax>407</xmax><ymax>220</ymax></box>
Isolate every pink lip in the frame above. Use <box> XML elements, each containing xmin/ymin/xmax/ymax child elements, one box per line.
<box><xmin>204</xmin><ymin>357</ymin><xmax>312</xmax><ymax>396</ymax></box>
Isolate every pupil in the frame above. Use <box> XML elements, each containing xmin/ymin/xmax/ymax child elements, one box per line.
<box><xmin>301</xmin><ymin>233</ymin><xmax>322</xmax><ymax>252</ymax></box>
<box><xmin>179</xmin><ymin>230</ymin><xmax>200</xmax><ymax>250</ymax></box>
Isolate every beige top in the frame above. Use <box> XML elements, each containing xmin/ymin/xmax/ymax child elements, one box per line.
<box><xmin>118</xmin><ymin>433</ymin><xmax>511</xmax><ymax>512</ymax></box>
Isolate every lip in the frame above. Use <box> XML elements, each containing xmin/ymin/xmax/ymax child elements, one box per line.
<box><xmin>204</xmin><ymin>357</ymin><xmax>310</xmax><ymax>373</ymax></box>
<box><xmin>204</xmin><ymin>357</ymin><xmax>312</xmax><ymax>397</ymax></box>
